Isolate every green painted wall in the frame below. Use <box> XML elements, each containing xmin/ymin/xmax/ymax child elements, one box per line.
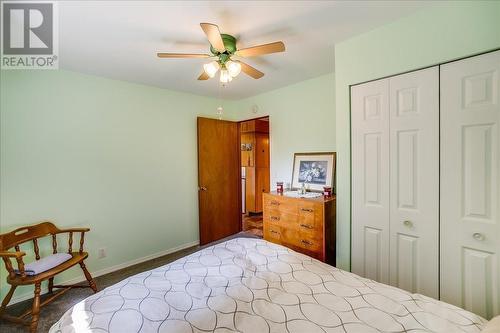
<box><xmin>2</xmin><ymin>0</ymin><xmax>499</xmax><ymax>303</ymax></box>
<box><xmin>0</xmin><ymin>70</ymin><xmax>221</xmax><ymax>300</ymax></box>
<box><xmin>335</xmin><ymin>1</ymin><xmax>500</xmax><ymax>270</ymax></box>
<box><xmin>225</xmin><ymin>73</ymin><xmax>335</xmax><ymax>191</ymax></box>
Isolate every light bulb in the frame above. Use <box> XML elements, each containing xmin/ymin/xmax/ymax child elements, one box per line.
<box><xmin>203</xmin><ymin>61</ymin><xmax>220</xmax><ymax>78</ymax></box>
<box><xmin>216</xmin><ymin>106</ymin><xmax>223</xmax><ymax>120</ymax></box>
<box><xmin>226</xmin><ymin>60</ymin><xmax>241</xmax><ymax>77</ymax></box>
<box><xmin>220</xmin><ymin>69</ymin><xmax>233</xmax><ymax>83</ymax></box>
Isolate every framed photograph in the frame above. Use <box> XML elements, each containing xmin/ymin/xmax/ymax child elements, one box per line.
<box><xmin>291</xmin><ymin>152</ymin><xmax>336</xmax><ymax>192</ymax></box>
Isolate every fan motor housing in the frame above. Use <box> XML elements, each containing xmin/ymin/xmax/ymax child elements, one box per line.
<box><xmin>210</xmin><ymin>34</ymin><xmax>237</xmax><ymax>57</ymax></box>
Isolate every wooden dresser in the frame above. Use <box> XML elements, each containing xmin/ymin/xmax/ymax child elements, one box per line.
<box><xmin>263</xmin><ymin>192</ymin><xmax>336</xmax><ymax>265</ymax></box>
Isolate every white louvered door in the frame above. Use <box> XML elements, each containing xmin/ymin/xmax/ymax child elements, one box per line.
<box><xmin>440</xmin><ymin>50</ymin><xmax>500</xmax><ymax>319</ymax></box>
<box><xmin>351</xmin><ymin>79</ymin><xmax>390</xmax><ymax>284</ymax></box>
<box><xmin>389</xmin><ymin>67</ymin><xmax>439</xmax><ymax>298</ymax></box>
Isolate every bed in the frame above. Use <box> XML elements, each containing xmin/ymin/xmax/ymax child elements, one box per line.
<box><xmin>50</xmin><ymin>238</ymin><xmax>487</xmax><ymax>333</ymax></box>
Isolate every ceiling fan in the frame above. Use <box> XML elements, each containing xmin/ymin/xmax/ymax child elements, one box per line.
<box><xmin>157</xmin><ymin>23</ymin><xmax>285</xmax><ymax>83</ymax></box>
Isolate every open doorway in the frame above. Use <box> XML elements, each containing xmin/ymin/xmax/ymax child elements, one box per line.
<box><xmin>240</xmin><ymin>116</ymin><xmax>270</xmax><ymax>237</ymax></box>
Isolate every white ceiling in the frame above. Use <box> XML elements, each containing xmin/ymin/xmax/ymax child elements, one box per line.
<box><xmin>59</xmin><ymin>1</ymin><xmax>432</xmax><ymax>99</ymax></box>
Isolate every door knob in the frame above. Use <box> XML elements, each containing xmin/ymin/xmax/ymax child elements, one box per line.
<box><xmin>199</xmin><ymin>186</ymin><xmax>207</xmax><ymax>191</ymax></box>
<box><xmin>403</xmin><ymin>220</ymin><xmax>413</xmax><ymax>227</ymax></box>
<box><xmin>472</xmin><ymin>233</ymin><xmax>485</xmax><ymax>241</ymax></box>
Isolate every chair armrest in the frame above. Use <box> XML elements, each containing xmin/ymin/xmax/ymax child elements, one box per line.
<box><xmin>0</xmin><ymin>251</ymin><xmax>27</xmax><ymax>277</ymax></box>
<box><xmin>0</xmin><ymin>250</ymin><xmax>26</xmax><ymax>258</ymax></box>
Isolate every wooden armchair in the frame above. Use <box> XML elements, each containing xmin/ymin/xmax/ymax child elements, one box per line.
<box><xmin>0</xmin><ymin>221</ymin><xmax>97</xmax><ymax>332</ymax></box>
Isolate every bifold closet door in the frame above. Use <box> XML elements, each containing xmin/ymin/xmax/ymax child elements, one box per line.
<box><xmin>351</xmin><ymin>67</ymin><xmax>439</xmax><ymax>295</ymax></box>
<box><xmin>441</xmin><ymin>50</ymin><xmax>500</xmax><ymax>319</ymax></box>
<box><xmin>351</xmin><ymin>79</ymin><xmax>391</xmax><ymax>284</ymax></box>
<box><xmin>389</xmin><ymin>67</ymin><xmax>439</xmax><ymax>298</ymax></box>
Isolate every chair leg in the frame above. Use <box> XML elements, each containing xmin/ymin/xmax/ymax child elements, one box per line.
<box><xmin>48</xmin><ymin>277</ymin><xmax>54</xmax><ymax>293</ymax></box>
<box><xmin>0</xmin><ymin>285</ymin><xmax>17</xmax><ymax>318</ymax></box>
<box><xmin>30</xmin><ymin>283</ymin><xmax>41</xmax><ymax>333</ymax></box>
<box><xmin>79</xmin><ymin>261</ymin><xmax>97</xmax><ymax>293</ymax></box>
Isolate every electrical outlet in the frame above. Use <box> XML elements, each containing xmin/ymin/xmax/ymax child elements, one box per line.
<box><xmin>98</xmin><ymin>248</ymin><xmax>107</xmax><ymax>259</ymax></box>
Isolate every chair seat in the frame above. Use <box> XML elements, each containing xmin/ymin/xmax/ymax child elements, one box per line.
<box><xmin>17</xmin><ymin>253</ymin><xmax>73</xmax><ymax>276</ymax></box>
<box><xmin>8</xmin><ymin>252</ymin><xmax>88</xmax><ymax>285</ymax></box>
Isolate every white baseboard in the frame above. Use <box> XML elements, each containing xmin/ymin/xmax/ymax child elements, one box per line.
<box><xmin>8</xmin><ymin>240</ymin><xmax>200</xmax><ymax>306</ymax></box>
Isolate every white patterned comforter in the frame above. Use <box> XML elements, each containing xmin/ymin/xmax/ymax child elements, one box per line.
<box><xmin>50</xmin><ymin>238</ymin><xmax>487</xmax><ymax>333</ymax></box>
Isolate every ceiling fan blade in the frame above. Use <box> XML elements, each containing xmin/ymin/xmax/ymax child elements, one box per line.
<box><xmin>198</xmin><ymin>71</ymin><xmax>210</xmax><ymax>80</ymax></box>
<box><xmin>200</xmin><ymin>23</ymin><xmax>226</xmax><ymax>52</ymax></box>
<box><xmin>157</xmin><ymin>53</ymin><xmax>211</xmax><ymax>58</ymax></box>
<box><xmin>235</xmin><ymin>41</ymin><xmax>285</xmax><ymax>57</ymax></box>
<box><xmin>239</xmin><ymin>61</ymin><xmax>264</xmax><ymax>79</ymax></box>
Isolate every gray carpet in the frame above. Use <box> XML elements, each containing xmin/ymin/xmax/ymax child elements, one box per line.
<box><xmin>0</xmin><ymin>232</ymin><xmax>259</xmax><ymax>332</ymax></box>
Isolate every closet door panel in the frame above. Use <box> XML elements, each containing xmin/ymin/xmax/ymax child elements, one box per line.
<box><xmin>389</xmin><ymin>67</ymin><xmax>439</xmax><ymax>298</ymax></box>
<box><xmin>351</xmin><ymin>79</ymin><xmax>390</xmax><ymax>283</ymax></box>
<box><xmin>441</xmin><ymin>50</ymin><xmax>500</xmax><ymax>319</ymax></box>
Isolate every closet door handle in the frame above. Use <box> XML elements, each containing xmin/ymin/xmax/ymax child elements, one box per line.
<box><xmin>472</xmin><ymin>233</ymin><xmax>485</xmax><ymax>241</ymax></box>
<box><xmin>403</xmin><ymin>220</ymin><xmax>413</xmax><ymax>228</ymax></box>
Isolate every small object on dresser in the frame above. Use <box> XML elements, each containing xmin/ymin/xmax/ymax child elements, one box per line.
<box><xmin>323</xmin><ymin>186</ymin><xmax>332</xmax><ymax>198</ymax></box>
<box><xmin>276</xmin><ymin>182</ymin><xmax>284</xmax><ymax>193</ymax></box>
<box><xmin>298</xmin><ymin>182</ymin><xmax>307</xmax><ymax>195</ymax></box>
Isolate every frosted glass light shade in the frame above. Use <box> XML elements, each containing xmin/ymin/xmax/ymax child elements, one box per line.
<box><xmin>226</xmin><ymin>60</ymin><xmax>241</xmax><ymax>77</ymax></box>
<box><xmin>220</xmin><ymin>69</ymin><xmax>233</xmax><ymax>83</ymax></box>
<box><xmin>203</xmin><ymin>61</ymin><xmax>220</xmax><ymax>78</ymax></box>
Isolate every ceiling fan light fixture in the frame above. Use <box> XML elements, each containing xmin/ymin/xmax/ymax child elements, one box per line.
<box><xmin>220</xmin><ymin>69</ymin><xmax>233</xmax><ymax>83</ymax></box>
<box><xmin>226</xmin><ymin>60</ymin><xmax>241</xmax><ymax>77</ymax></box>
<box><xmin>157</xmin><ymin>22</ymin><xmax>285</xmax><ymax>82</ymax></box>
<box><xmin>203</xmin><ymin>61</ymin><xmax>220</xmax><ymax>78</ymax></box>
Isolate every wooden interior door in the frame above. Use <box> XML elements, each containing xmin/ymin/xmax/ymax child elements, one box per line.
<box><xmin>198</xmin><ymin>117</ymin><xmax>240</xmax><ymax>245</ymax></box>
<box><xmin>440</xmin><ymin>50</ymin><xmax>500</xmax><ymax>319</ymax></box>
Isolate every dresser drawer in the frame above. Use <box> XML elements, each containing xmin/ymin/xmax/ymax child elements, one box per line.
<box><xmin>281</xmin><ymin>228</ymin><xmax>322</xmax><ymax>253</ymax></box>
<box><xmin>264</xmin><ymin>210</ymin><xmax>298</xmax><ymax>225</ymax></box>
<box><xmin>297</xmin><ymin>202</ymin><xmax>323</xmax><ymax>232</ymax></box>
<box><xmin>264</xmin><ymin>194</ymin><xmax>298</xmax><ymax>215</ymax></box>
<box><xmin>263</xmin><ymin>224</ymin><xmax>282</xmax><ymax>244</ymax></box>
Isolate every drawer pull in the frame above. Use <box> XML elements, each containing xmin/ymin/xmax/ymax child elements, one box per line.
<box><xmin>270</xmin><ymin>216</ymin><xmax>280</xmax><ymax>221</ymax></box>
<box><xmin>300</xmin><ymin>223</ymin><xmax>313</xmax><ymax>229</ymax></box>
<box><xmin>300</xmin><ymin>208</ymin><xmax>314</xmax><ymax>212</ymax></box>
<box><xmin>301</xmin><ymin>239</ymin><xmax>313</xmax><ymax>246</ymax></box>
<box><xmin>270</xmin><ymin>230</ymin><xmax>280</xmax><ymax>235</ymax></box>
<box><xmin>270</xmin><ymin>201</ymin><xmax>280</xmax><ymax>206</ymax></box>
